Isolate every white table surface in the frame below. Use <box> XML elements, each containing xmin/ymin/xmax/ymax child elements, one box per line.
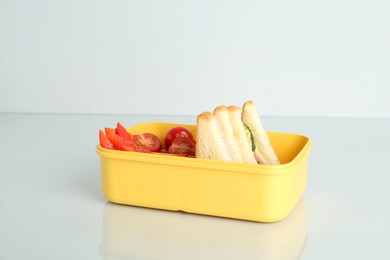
<box><xmin>1</xmin><ymin>113</ymin><xmax>389</xmax><ymax>260</ymax></box>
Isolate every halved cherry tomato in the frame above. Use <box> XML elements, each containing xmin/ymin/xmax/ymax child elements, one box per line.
<box><xmin>168</xmin><ymin>137</ymin><xmax>196</xmax><ymax>157</ymax></box>
<box><xmin>99</xmin><ymin>130</ymin><xmax>114</xmax><ymax>149</ymax></box>
<box><xmin>115</xmin><ymin>122</ymin><xmax>131</xmax><ymax>142</ymax></box>
<box><xmin>165</xmin><ymin>127</ymin><xmax>194</xmax><ymax>149</ymax></box>
<box><xmin>116</xmin><ymin>122</ymin><xmax>151</xmax><ymax>152</ymax></box>
<box><xmin>133</xmin><ymin>133</ymin><xmax>161</xmax><ymax>152</ymax></box>
<box><xmin>105</xmin><ymin>128</ymin><xmax>135</xmax><ymax>151</ymax></box>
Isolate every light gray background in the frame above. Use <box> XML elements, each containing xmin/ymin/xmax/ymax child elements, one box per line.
<box><xmin>1</xmin><ymin>0</ymin><xmax>389</xmax><ymax>117</ymax></box>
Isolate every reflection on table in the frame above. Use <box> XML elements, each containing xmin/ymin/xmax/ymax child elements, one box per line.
<box><xmin>101</xmin><ymin>198</ymin><xmax>307</xmax><ymax>260</ymax></box>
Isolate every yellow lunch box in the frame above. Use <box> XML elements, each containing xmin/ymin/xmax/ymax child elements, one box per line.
<box><xmin>96</xmin><ymin>122</ymin><xmax>313</xmax><ymax>222</ymax></box>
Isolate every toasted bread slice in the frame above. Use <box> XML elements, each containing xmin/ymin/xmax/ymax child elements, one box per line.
<box><xmin>196</xmin><ymin>112</ymin><xmax>233</xmax><ymax>162</ymax></box>
<box><xmin>213</xmin><ymin>105</ymin><xmax>243</xmax><ymax>163</ymax></box>
<box><xmin>227</xmin><ymin>106</ymin><xmax>258</xmax><ymax>164</ymax></box>
<box><xmin>242</xmin><ymin>100</ymin><xmax>280</xmax><ymax>165</ymax></box>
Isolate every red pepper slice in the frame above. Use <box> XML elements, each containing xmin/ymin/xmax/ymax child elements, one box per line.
<box><xmin>105</xmin><ymin>128</ymin><xmax>135</xmax><ymax>151</ymax></box>
<box><xmin>99</xmin><ymin>130</ymin><xmax>114</xmax><ymax>149</ymax></box>
<box><xmin>115</xmin><ymin>122</ymin><xmax>132</xmax><ymax>142</ymax></box>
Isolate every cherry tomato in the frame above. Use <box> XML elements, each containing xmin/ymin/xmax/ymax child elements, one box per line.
<box><xmin>165</xmin><ymin>127</ymin><xmax>194</xmax><ymax>149</ymax></box>
<box><xmin>133</xmin><ymin>133</ymin><xmax>161</xmax><ymax>152</ymax></box>
<box><xmin>115</xmin><ymin>122</ymin><xmax>131</xmax><ymax>142</ymax></box>
<box><xmin>99</xmin><ymin>130</ymin><xmax>114</xmax><ymax>149</ymax></box>
<box><xmin>168</xmin><ymin>137</ymin><xmax>196</xmax><ymax>157</ymax></box>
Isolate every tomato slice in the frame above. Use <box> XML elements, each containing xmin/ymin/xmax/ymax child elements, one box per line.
<box><xmin>115</xmin><ymin>122</ymin><xmax>131</xmax><ymax>142</ymax></box>
<box><xmin>105</xmin><ymin>128</ymin><xmax>135</xmax><ymax>151</ymax></box>
<box><xmin>132</xmin><ymin>133</ymin><xmax>161</xmax><ymax>152</ymax></box>
<box><xmin>168</xmin><ymin>137</ymin><xmax>196</xmax><ymax>157</ymax></box>
<box><xmin>99</xmin><ymin>130</ymin><xmax>114</xmax><ymax>149</ymax></box>
<box><xmin>164</xmin><ymin>127</ymin><xmax>194</xmax><ymax>149</ymax></box>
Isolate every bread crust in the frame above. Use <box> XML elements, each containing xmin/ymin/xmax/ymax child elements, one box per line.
<box><xmin>242</xmin><ymin>100</ymin><xmax>255</xmax><ymax>111</ymax></box>
<box><xmin>213</xmin><ymin>105</ymin><xmax>228</xmax><ymax>114</ymax></box>
<box><xmin>227</xmin><ymin>105</ymin><xmax>241</xmax><ymax>113</ymax></box>
<box><xmin>197</xmin><ymin>111</ymin><xmax>214</xmax><ymax>123</ymax></box>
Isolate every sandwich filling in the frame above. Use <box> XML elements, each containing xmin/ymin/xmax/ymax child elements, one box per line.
<box><xmin>244</xmin><ymin>124</ymin><xmax>268</xmax><ymax>165</ymax></box>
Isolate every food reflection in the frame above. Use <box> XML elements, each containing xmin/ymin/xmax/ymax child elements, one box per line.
<box><xmin>101</xmin><ymin>199</ymin><xmax>307</xmax><ymax>260</ymax></box>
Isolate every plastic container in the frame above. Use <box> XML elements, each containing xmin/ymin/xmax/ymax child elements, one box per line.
<box><xmin>96</xmin><ymin>122</ymin><xmax>313</xmax><ymax>222</ymax></box>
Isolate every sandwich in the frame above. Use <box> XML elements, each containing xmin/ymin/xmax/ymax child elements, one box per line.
<box><xmin>196</xmin><ymin>100</ymin><xmax>280</xmax><ymax>165</ymax></box>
